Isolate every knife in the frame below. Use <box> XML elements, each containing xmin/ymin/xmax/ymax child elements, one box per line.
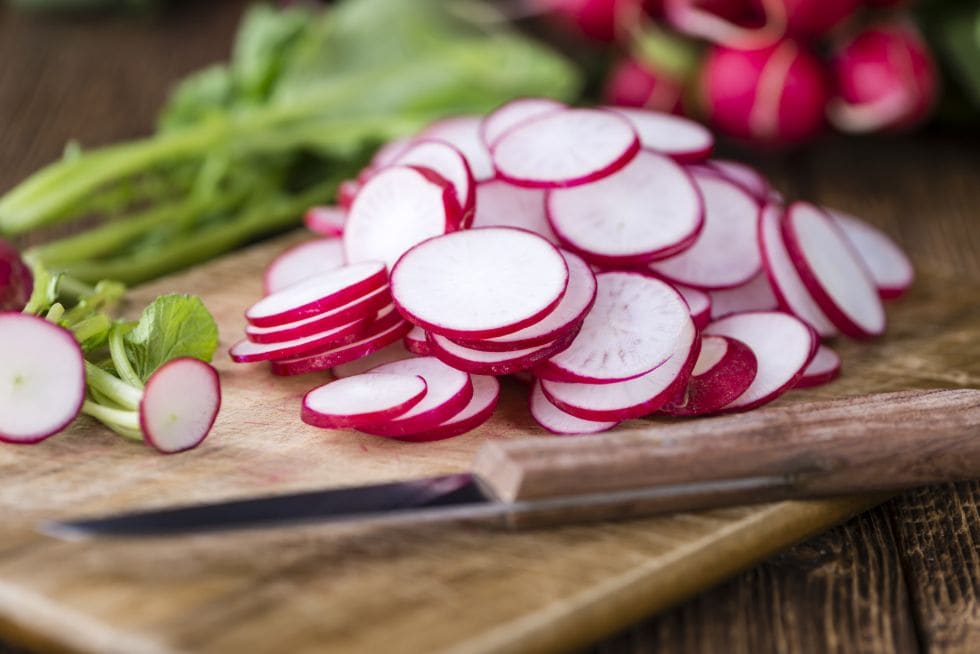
<box><xmin>41</xmin><ymin>388</ymin><xmax>980</xmax><ymax>540</ymax></box>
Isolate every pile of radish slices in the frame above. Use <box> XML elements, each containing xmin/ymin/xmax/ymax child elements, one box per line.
<box><xmin>233</xmin><ymin>98</ymin><xmax>914</xmax><ymax>439</ymax></box>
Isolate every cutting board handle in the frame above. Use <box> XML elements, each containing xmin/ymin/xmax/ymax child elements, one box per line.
<box><xmin>471</xmin><ymin>389</ymin><xmax>980</xmax><ymax>520</ymax></box>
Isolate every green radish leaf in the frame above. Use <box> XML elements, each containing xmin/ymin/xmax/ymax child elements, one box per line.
<box><xmin>124</xmin><ymin>294</ymin><xmax>219</xmax><ymax>382</ymax></box>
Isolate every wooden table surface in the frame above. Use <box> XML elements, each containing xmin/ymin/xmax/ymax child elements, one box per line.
<box><xmin>1</xmin><ymin>3</ymin><xmax>978</xmax><ymax>653</ymax></box>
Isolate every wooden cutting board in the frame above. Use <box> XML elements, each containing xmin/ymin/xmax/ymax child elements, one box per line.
<box><xmin>1</xmin><ymin>233</ymin><xmax>976</xmax><ymax>654</ymax></box>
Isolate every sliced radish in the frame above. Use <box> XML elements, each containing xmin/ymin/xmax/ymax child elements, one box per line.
<box><xmin>704</xmin><ymin>311</ymin><xmax>817</xmax><ymax>412</ymax></box>
<box><xmin>388</xmin><ymin>374</ymin><xmax>500</xmax><ymax>442</ymax></box>
<box><xmin>796</xmin><ymin>345</ymin><xmax>842</xmax><ymax>388</ymax></box>
<box><xmin>337</xmin><ymin>180</ymin><xmax>361</xmax><ymax>210</ymax></box>
<box><xmin>394</xmin><ymin>139</ymin><xmax>476</xmax><ymax>218</ymax></box>
<box><xmin>263</xmin><ymin>239</ymin><xmax>346</xmax><ymax>295</ymax></box>
<box><xmin>649</xmin><ymin>171</ymin><xmax>762</xmax><ymax>289</ymax></box>
<box><xmin>536</xmin><ymin>272</ymin><xmax>691</xmax><ymax>384</ymax></box>
<box><xmin>608</xmin><ymin>107</ymin><xmax>713</xmax><ymax>163</ymax></box>
<box><xmin>230</xmin><ymin>315</ymin><xmax>370</xmax><ymax>363</ymax></box>
<box><xmin>708</xmin><ymin>272</ymin><xmax>778</xmax><ymax>320</ymax></box>
<box><xmin>343</xmin><ymin>165</ymin><xmax>462</xmax><ymax>270</ymax></box>
<box><xmin>491</xmin><ymin>108</ymin><xmax>640</xmax><ymax>189</ymax></box>
<box><xmin>332</xmin><ymin>342</ymin><xmax>414</xmax><ymax>378</ymax></box>
<box><xmin>540</xmin><ymin>318</ymin><xmax>699</xmax><ymax>422</ymax></box>
<box><xmin>758</xmin><ymin>203</ymin><xmax>838</xmax><ymax>338</ymax></box>
<box><xmin>547</xmin><ymin>151</ymin><xmax>703</xmax><ymax>265</ymax></box>
<box><xmin>472</xmin><ymin>180</ymin><xmax>557</xmax><ymax>243</ymax></box>
<box><xmin>675</xmin><ymin>284</ymin><xmax>712</xmax><ymax>329</ymax></box>
<box><xmin>706</xmin><ymin>159</ymin><xmax>774</xmax><ymax>202</ymax></box>
<box><xmin>481</xmin><ymin>97</ymin><xmax>566</xmax><ymax>147</ymax></box>
<box><xmin>828</xmin><ymin>209</ymin><xmax>914</xmax><ymax>299</ymax></box>
<box><xmin>245</xmin><ymin>285</ymin><xmax>391</xmax><ymax>344</ymax></box>
<box><xmin>422</xmin><ymin>116</ymin><xmax>494</xmax><ymax>182</ymax></box>
<box><xmin>0</xmin><ymin>314</ymin><xmax>85</xmax><ymax>444</ymax></box>
<box><xmin>301</xmin><ymin>373</ymin><xmax>427</xmax><ymax>429</ymax></box>
<box><xmin>529</xmin><ymin>382</ymin><xmax>618</xmax><ymax>435</ymax></box>
<box><xmin>391</xmin><ymin>227</ymin><xmax>569</xmax><ymax>339</ymax></box>
<box><xmin>140</xmin><ymin>358</ymin><xmax>221</xmax><ymax>454</ymax></box>
<box><xmin>370</xmin><ymin>136</ymin><xmax>415</xmax><ymax>169</ymax></box>
<box><xmin>247</xmin><ymin>261</ymin><xmax>387</xmax><ymax>327</ymax></box>
<box><xmin>782</xmin><ymin>202</ymin><xmax>886</xmax><ymax>338</ymax></box>
<box><xmin>404</xmin><ymin>326</ymin><xmax>431</xmax><ymax>356</ymax></box>
<box><xmin>661</xmin><ymin>335</ymin><xmax>757</xmax><ymax>416</ymax></box>
<box><xmin>428</xmin><ymin>328</ymin><xmax>576</xmax><ymax>376</ymax></box>
<box><xmin>304</xmin><ymin>206</ymin><xmax>347</xmax><ymax>237</ymax></box>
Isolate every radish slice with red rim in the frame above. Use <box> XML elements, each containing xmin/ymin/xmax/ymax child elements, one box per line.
<box><xmin>404</xmin><ymin>326</ymin><xmax>431</xmax><ymax>355</ymax></box>
<box><xmin>245</xmin><ymin>286</ymin><xmax>391</xmax><ymax>344</ymax></box>
<box><xmin>649</xmin><ymin>171</ymin><xmax>762</xmax><ymax>289</ymax></box>
<box><xmin>481</xmin><ymin>97</ymin><xmax>566</xmax><ymax>147</ymax></box>
<box><xmin>675</xmin><ymin>284</ymin><xmax>711</xmax><ymax>329</ymax></box>
<box><xmin>491</xmin><ymin>108</ymin><xmax>640</xmax><ymax>189</ymax></box>
<box><xmin>247</xmin><ymin>261</ymin><xmax>387</xmax><ymax>327</ymax></box>
<box><xmin>782</xmin><ymin>202</ymin><xmax>886</xmax><ymax>338</ymax></box>
<box><xmin>301</xmin><ymin>373</ymin><xmax>427</xmax><ymax>429</ymax></box>
<box><xmin>472</xmin><ymin>180</ymin><xmax>558</xmax><ymax>244</ymax></box>
<box><xmin>332</xmin><ymin>342</ymin><xmax>414</xmax><ymax>378</ymax></box>
<box><xmin>706</xmin><ymin>159</ymin><xmax>775</xmax><ymax>202</ymax></box>
<box><xmin>391</xmin><ymin>227</ymin><xmax>569</xmax><ymax>339</ymax></box>
<box><xmin>337</xmin><ymin>180</ymin><xmax>361</xmax><ymax>210</ymax></box>
<box><xmin>795</xmin><ymin>345</ymin><xmax>842</xmax><ymax>388</ymax></box>
<box><xmin>547</xmin><ymin>151</ymin><xmax>703</xmax><ymax>266</ymax></box>
<box><xmin>263</xmin><ymin>239</ymin><xmax>346</xmax><ymax>295</ymax></box>
<box><xmin>422</xmin><ymin>116</ymin><xmax>495</xmax><ymax>182</ymax></box>
<box><xmin>344</xmin><ymin>165</ymin><xmax>462</xmax><ymax>270</ymax></box>
<box><xmin>231</xmin><ymin>315</ymin><xmax>370</xmax><ymax>363</ymax></box>
<box><xmin>141</xmin><ymin>358</ymin><xmax>221</xmax><ymax>454</ymax></box>
<box><xmin>394</xmin><ymin>139</ymin><xmax>476</xmax><ymax>217</ymax></box>
<box><xmin>536</xmin><ymin>271</ymin><xmax>691</xmax><ymax>384</ymax></box>
<box><xmin>607</xmin><ymin>107</ymin><xmax>713</xmax><ymax>163</ymax></box>
<box><xmin>530</xmin><ymin>381</ymin><xmax>618</xmax><ymax>435</ymax></box>
<box><xmin>704</xmin><ymin>311</ymin><xmax>817</xmax><ymax>412</ymax></box>
<box><xmin>661</xmin><ymin>335</ymin><xmax>757</xmax><ymax>416</ymax></box>
<box><xmin>0</xmin><ymin>314</ymin><xmax>85</xmax><ymax>444</ymax></box>
<box><xmin>428</xmin><ymin>328</ymin><xmax>576</xmax><ymax>376</ymax></box>
<box><xmin>828</xmin><ymin>209</ymin><xmax>914</xmax><ymax>299</ymax></box>
<box><xmin>370</xmin><ymin>136</ymin><xmax>415</xmax><ymax>169</ymax></box>
<box><xmin>708</xmin><ymin>272</ymin><xmax>778</xmax><ymax>320</ymax></box>
<box><xmin>387</xmin><ymin>375</ymin><xmax>500</xmax><ymax>442</ymax></box>
<box><xmin>304</xmin><ymin>207</ymin><xmax>347</xmax><ymax>238</ymax></box>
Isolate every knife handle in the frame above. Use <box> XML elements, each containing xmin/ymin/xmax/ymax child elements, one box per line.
<box><xmin>471</xmin><ymin>389</ymin><xmax>980</xmax><ymax>524</ymax></box>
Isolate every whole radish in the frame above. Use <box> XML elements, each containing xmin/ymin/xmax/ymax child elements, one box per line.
<box><xmin>700</xmin><ymin>39</ymin><xmax>829</xmax><ymax>145</ymax></box>
<box><xmin>828</xmin><ymin>20</ymin><xmax>938</xmax><ymax>133</ymax></box>
<box><xmin>752</xmin><ymin>0</ymin><xmax>861</xmax><ymax>37</ymax></box>
<box><xmin>0</xmin><ymin>240</ymin><xmax>32</xmax><ymax>312</ymax></box>
<box><xmin>664</xmin><ymin>0</ymin><xmax>773</xmax><ymax>48</ymax></box>
<box><xmin>604</xmin><ymin>55</ymin><xmax>686</xmax><ymax>113</ymax></box>
<box><xmin>538</xmin><ymin>0</ymin><xmax>646</xmax><ymax>42</ymax></box>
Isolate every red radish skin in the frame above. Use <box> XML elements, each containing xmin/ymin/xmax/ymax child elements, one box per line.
<box><xmin>231</xmin><ymin>315</ymin><xmax>370</xmax><ymax>363</ymax></box>
<box><xmin>481</xmin><ymin>98</ymin><xmax>566</xmax><ymax>147</ymax></box>
<box><xmin>403</xmin><ymin>326</ymin><xmax>431</xmax><ymax>356</ymax></box>
<box><xmin>530</xmin><ymin>381</ymin><xmax>618</xmax><ymax>435</ymax></box>
<box><xmin>0</xmin><ymin>240</ymin><xmax>33</xmax><ymax>312</ymax></box>
<box><xmin>704</xmin><ymin>310</ymin><xmax>817</xmax><ymax>411</ymax></box>
<box><xmin>603</xmin><ymin>55</ymin><xmax>685</xmax><ymax>115</ymax></box>
<box><xmin>542</xmin><ymin>0</ymin><xmax>646</xmax><ymax>42</ymax></box>
<box><xmin>385</xmin><ymin>375</ymin><xmax>500</xmax><ymax>442</ymax></box>
<box><xmin>428</xmin><ymin>327</ymin><xmax>577</xmax><ymax>376</ymax></box>
<box><xmin>661</xmin><ymin>335</ymin><xmax>757</xmax><ymax>416</ymax></box>
<box><xmin>421</xmin><ymin>116</ymin><xmax>495</xmax><ymax>182</ymax></box>
<box><xmin>664</xmin><ymin>0</ymin><xmax>776</xmax><ymax>49</ymax></box>
<box><xmin>391</xmin><ymin>228</ymin><xmax>569</xmax><ymax>340</ymax></box>
<box><xmin>301</xmin><ymin>374</ymin><xmax>427</xmax><ymax>429</ymax></box>
<box><xmin>829</xmin><ymin>209</ymin><xmax>914</xmax><ymax>299</ymax></box>
<box><xmin>332</xmin><ymin>342</ymin><xmax>414</xmax><ymax>379</ymax></box>
<box><xmin>303</xmin><ymin>207</ymin><xmax>347</xmax><ymax>237</ymax></box>
<box><xmin>536</xmin><ymin>272</ymin><xmax>692</xmax><ymax>384</ymax></box>
<box><xmin>245</xmin><ymin>285</ymin><xmax>391</xmax><ymax>344</ymax></box>
<box><xmin>795</xmin><ymin>344</ymin><xmax>841</xmax><ymax>388</ymax></box>
<box><xmin>675</xmin><ymin>284</ymin><xmax>712</xmax><ymax>329</ymax></box>
<box><xmin>140</xmin><ymin>358</ymin><xmax>221</xmax><ymax>454</ymax></box>
<box><xmin>491</xmin><ymin>109</ymin><xmax>641</xmax><ymax>189</ymax></box>
<box><xmin>607</xmin><ymin>108</ymin><xmax>714</xmax><ymax>163</ymax></box>
<box><xmin>754</xmin><ymin>0</ymin><xmax>860</xmax><ymax>37</ymax></box>
<box><xmin>782</xmin><ymin>202</ymin><xmax>886</xmax><ymax>338</ymax></box>
<box><xmin>472</xmin><ymin>180</ymin><xmax>558</xmax><ymax>244</ymax></box>
<box><xmin>547</xmin><ymin>151</ymin><xmax>704</xmax><ymax>266</ymax></box>
<box><xmin>708</xmin><ymin>271</ymin><xmax>778</xmax><ymax>319</ymax></box>
<box><xmin>247</xmin><ymin>261</ymin><xmax>387</xmax><ymax>328</ymax></box>
<box><xmin>393</xmin><ymin>139</ymin><xmax>476</xmax><ymax>219</ymax></box>
<box><xmin>263</xmin><ymin>238</ymin><xmax>346</xmax><ymax>295</ymax></box>
<box><xmin>0</xmin><ymin>314</ymin><xmax>85</xmax><ymax>444</ymax></box>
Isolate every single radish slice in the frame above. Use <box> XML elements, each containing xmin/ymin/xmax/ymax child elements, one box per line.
<box><xmin>547</xmin><ymin>151</ymin><xmax>703</xmax><ymax>266</ymax></box>
<box><xmin>481</xmin><ymin>97</ymin><xmax>566</xmax><ymax>147</ymax></box>
<box><xmin>263</xmin><ymin>239</ymin><xmax>346</xmax><ymax>295</ymax></box>
<box><xmin>337</xmin><ymin>180</ymin><xmax>361</xmax><ymax>210</ymax></box>
<box><xmin>536</xmin><ymin>272</ymin><xmax>691</xmax><ymax>384</ymax></box>
<box><xmin>332</xmin><ymin>342</ymin><xmax>414</xmax><ymax>378</ymax></box>
<box><xmin>245</xmin><ymin>285</ymin><xmax>391</xmax><ymax>344</ymax></box>
<box><xmin>661</xmin><ymin>335</ymin><xmax>757</xmax><ymax>416</ymax></box>
<box><xmin>540</xmin><ymin>319</ymin><xmax>699</xmax><ymax>422</ymax></box>
<box><xmin>472</xmin><ymin>180</ymin><xmax>558</xmax><ymax>244</ymax></box>
<box><xmin>140</xmin><ymin>358</ymin><xmax>221</xmax><ymax>454</ymax></box>
<box><xmin>0</xmin><ymin>314</ymin><xmax>85</xmax><ymax>444</ymax></box>
<box><xmin>247</xmin><ymin>261</ymin><xmax>387</xmax><ymax>327</ymax></box>
<box><xmin>706</xmin><ymin>159</ymin><xmax>774</xmax><ymax>202</ymax></box>
<box><xmin>428</xmin><ymin>329</ymin><xmax>576</xmax><ymax>376</ymax></box>
<box><xmin>301</xmin><ymin>374</ymin><xmax>427</xmax><ymax>429</ymax></box>
<box><xmin>608</xmin><ymin>107</ymin><xmax>714</xmax><ymax>163</ymax></box>
<box><xmin>530</xmin><ymin>382</ymin><xmax>618</xmax><ymax>435</ymax></box>
<box><xmin>649</xmin><ymin>171</ymin><xmax>762</xmax><ymax>289</ymax></box>
<box><xmin>675</xmin><ymin>284</ymin><xmax>711</xmax><ymax>329</ymax></box>
<box><xmin>230</xmin><ymin>315</ymin><xmax>369</xmax><ymax>363</ymax></box>
<box><xmin>828</xmin><ymin>209</ymin><xmax>914</xmax><ymax>299</ymax></box>
<box><xmin>389</xmin><ymin>375</ymin><xmax>500</xmax><ymax>442</ymax></box>
<box><xmin>796</xmin><ymin>345</ymin><xmax>842</xmax><ymax>388</ymax></box>
<box><xmin>371</xmin><ymin>136</ymin><xmax>415</xmax><ymax>169</ymax></box>
<box><xmin>404</xmin><ymin>326</ymin><xmax>431</xmax><ymax>355</ymax></box>
<box><xmin>782</xmin><ymin>202</ymin><xmax>886</xmax><ymax>338</ymax></box>
<box><xmin>758</xmin><ymin>204</ymin><xmax>838</xmax><ymax>338</ymax></box>
<box><xmin>422</xmin><ymin>116</ymin><xmax>495</xmax><ymax>181</ymax></box>
<box><xmin>491</xmin><ymin>108</ymin><xmax>640</xmax><ymax>189</ymax></box>
<box><xmin>391</xmin><ymin>228</ymin><xmax>569</xmax><ymax>339</ymax></box>
<box><xmin>704</xmin><ymin>311</ymin><xmax>817</xmax><ymax>412</ymax></box>
<box><xmin>343</xmin><ymin>166</ymin><xmax>462</xmax><ymax>270</ymax></box>
<box><xmin>394</xmin><ymin>139</ymin><xmax>476</xmax><ymax>218</ymax></box>
<box><xmin>304</xmin><ymin>206</ymin><xmax>347</xmax><ymax>237</ymax></box>
<box><xmin>708</xmin><ymin>272</ymin><xmax>778</xmax><ymax>320</ymax></box>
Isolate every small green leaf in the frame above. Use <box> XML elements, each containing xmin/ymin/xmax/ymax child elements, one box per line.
<box><xmin>124</xmin><ymin>294</ymin><xmax>219</xmax><ymax>382</ymax></box>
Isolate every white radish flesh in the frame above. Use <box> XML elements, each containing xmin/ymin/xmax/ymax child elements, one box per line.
<box><xmin>708</xmin><ymin>272</ymin><xmax>778</xmax><ymax>320</ymax></box>
<box><xmin>263</xmin><ymin>239</ymin><xmax>346</xmax><ymax>295</ymax></box>
<box><xmin>472</xmin><ymin>180</ymin><xmax>558</xmax><ymax>244</ymax></box>
<box><xmin>394</xmin><ymin>139</ymin><xmax>476</xmax><ymax>217</ymax></box>
<box><xmin>828</xmin><ymin>209</ymin><xmax>914</xmax><ymax>299</ymax></box>
<box><xmin>332</xmin><ymin>342</ymin><xmax>414</xmax><ymax>378</ymax></box>
<box><xmin>422</xmin><ymin>116</ymin><xmax>495</xmax><ymax>181</ymax></box>
<box><xmin>675</xmin><ymin>284</ymin><xmax>712</xmax><ymax>329</ymax></box>
<box><xmin>530</xmin><ymin>382</ymin><xmax>617</xmax><ymax>435</ymax></box>
<box><xmin>231</xmin><ymin>316</ymin><xmax>369</xmax><ymax>363</ymax></box>
<box><xmin>608</xmin><ymin>107</ymin><xmax>713</xmax><ymax>163</ymax></box>
<box><xmin>370</xmin><ymin>136</ymin><xmax>415</xmax><ymax>169</ymax></box>
<box><xmin>303</xmin><ymin>207</ymin><xmax>347</xmax><ymax>237</ymax></box>
<box><xmin>706</xmin><ymin>159</ymin><xmax>774</xmax><ymax>202</ymax></box>
<box><xmin>481</xmin><ymin>97</ymin><xmax>566</xmax><ymax>146</ymax></box>
<box><xmin>796</xmin><ymin>345</ymin><xmax>842</xmax><ymax>388</ymax></box>
<box><xmin>245</xmin><ymin>285</ymin><xmax>391</xmax><ymax>344</ymax></box>
<box><xmin>301</xmin><ymin>374</ymin><xmax>427</xmax><ymax>429</ymax></box>
<box><xmin>389</xmin><ymin>375</ymin><xmax>500</xmax><ymax>442</ymax></box>
<box><xmin>661</xmin><ymin>335</ymin><xmax>757</xmax><ymax>416</ymax></box>
<box><xmin>403</xmin><ymin>326</ymin><xmax>431</xmax><ymax>355</ymax></box>
<box><xmin>140</xmin><ymin>358</ymin><xmax>221</xmax><ymax>454</ymax></box>
<box><xmin>428</xmin><ymin>329</ymin><xmax>576</xmax><ymax>376</ymax></box>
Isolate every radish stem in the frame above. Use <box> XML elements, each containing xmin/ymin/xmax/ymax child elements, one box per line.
<box><xmin>109</xmin><ymin>327</ymin><xmax>143</xmax><ymax>390</ymax></box>
<box><xmin>81</xmin><ymin>401</ymin><xmax>142</xmax><ymax>437</ymax></box>
<box><xmin>84</xmin><ymin>362</ymin><xmax>141</xmax><ymax>411</ymax></box>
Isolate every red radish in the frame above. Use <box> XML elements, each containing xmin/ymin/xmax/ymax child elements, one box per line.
<box><xmin>758</xmin><ymin>203</ymin><xmax>838</xmax><ymax>337</ymax></box>
<box><xmin>428</xmin><ymin>328</ymin><xmax>577</xmax><ymax>376</ymax></box>
<box><xmin>491</xmin><ymin>109</ymin><xmax>640</xmax><ymax>189</ymax></box>
<box><xmin>386</xmin><ymin>375</ymin><xmax>500</xmax><ymax>442</ymax></box>
<box><xmin>0</xmin><ymin>314</ymin><xmax>85</xmax><ymax>444</ymax></box>
<box><xmin>391</xmin><ymin>228</ymin><xmax>569</xmax><ymax>339</ymax></box>
<box><xmin>140</xmin><ymin>358</ymin><xmax>221</xmax><ymax>454</ymax></box>
<box><xmin>472</xmin><ymin>180</ymin><xmax>558</xmax><ymax>244</ymax></box>
<box><xmin>754</xmin><ymin>0</ymin><xmax>861</xmax><ymax>37</ymax></box>
<box><xmin>344</xmin><ymin>166</ymin><xmax>462</xmax><ymax>270</ymax></box>
<box><xmin>704</xmin><ymin>310</ymin><xmax>817</xmax><ymax>411</ymax></box>
<box><xmin>664</xmin><ymin>0</ymin><xmax>775</xmax><ymax>49</ymax></box>
<box><xmin>540</xmin><ymin>317</ymin><xmax>699</xmax><ymax>421</ymax></box>
<box><xmin>263</xmin><ymin>239</ymin><xmax>346</xmax><ymax>295</ymax></box>
<box><xmin>782</xmin><ymin>202</ymin><xmax>886</xmax><ymax>338</ymax></box>
<box><xmin>358</xmin><ymin>357</ymin><xmax>474</xmax><ymax>438</ymax></box>
<box><xmin>370</xmin><ymin>136</ymin><xmax>415</xmax><ymax>170</ymax></box>
<box><xmin>705</xmin><ymin>159</ymin><xmax>774</xmax><ymax>202</ymax></box>
<box><xmin>481</xmin><ymin>98</ymin><xmax>566</xmax><ymax>147</ymax></box>
<box><xmin>675</xmin><ymin>284</ymin><xmax>712</xmax><ymax>328</ymax></box>
<box><xmin>608</xmin><ymin>108</ymin><xmax>714</xmax><ymax>163</ymax></box>
<box><xmin>701</xmin><ymin>40</ymin><xmax>829</xmax><ymax>146</ymax></box>
<box><xmin>540</xmin><ymin>0</ymin><xmax>646</xmax><ymax>42</ymax></box>
<box><xmin>536</xmin><ymin>272</ymin><xmax>691</xmax><ymax>383</ymax></box>
<box><xmin>547</xmin><ymin>151</ymin><xmax>703</xmax><ymax>266</ymax></box>
<box><xmin>304</xmin><ymin>206</ymin><xmax>347</xmax><ymax>237</ymax></box>
<box><xmin>0</xmin><ymin>241</ymin><xmax>32</xmax><ymax>312</ymax></box>
<box><xmin>332</xmin><ymin>342</ymin><xmax>414</xmax><ymax>379</ymax></box>
<box><xmin>422</xmin><ymin>116</ymin><xmax>495</xmax><ymax>182</ymax></box>
<box><xmin>337</xmin><ymin>180</ymin><xmax>361</xmax><ymax>210</ymax></box>
<box><xmin>404</xmin><ymin>326</ymin><xmax>431</xmax><ymax>356</ymax></box>
<box><xmin>649</xmin><ymin>171</ymin><xmax>762</xmax><ymax>289</ymax></box>
<box><xmin>393</xmin><ymin>140</ymin><xmax>476</xmax><ymax>219</ymax></box>
<box><xmin>530</xmin><ymin>381</ymin><xmax>618</xmax><ymax>435</ymax></box>
<box><xmin>661</xmin><ymin>335</ymin><xmax>757</xmax><ymax>415</ymax></box>
<box><xmin>231</xmin><ymin>315</ymin><xmax>370</xmax><ymax>363</ymax></box>
<box><xmin>301</xmin><ymin>373</ymin><xmax>427</xmax><ymax>429</ymax></box>
<box><xmin>245</xmin><ymin>285</ymin><xmax>391</xmax><ymax>344</ymax></box>
<box><xmin>708</xmin><ymin>271</ymin><xmax>778</xmax><ymax>319</ymax></box>
<box><xmin>795</xmin><ymin>344</ymin><xmax>841</xmax><ymax>388</ymax></box>
<box><xmin>603</xmin><ymin>55</ymin><xmax>686</xmax><ymax>115</ymax></box>
<box><xmin>829</xmin><ymin>209</ymin><xmax>914</xmax><ymax>299</ymax></box>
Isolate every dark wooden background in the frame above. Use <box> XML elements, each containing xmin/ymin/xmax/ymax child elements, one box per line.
<box><xmin>1</xmin><ymin>2</ymin><xmax>978</xmax><ymax>653</ymax></box>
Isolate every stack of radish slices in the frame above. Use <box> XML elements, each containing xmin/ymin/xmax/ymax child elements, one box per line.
<box><xmin>234</xmin><ymin>98</ymin><xmax>914</xmax><ymax>439</ymax></box>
